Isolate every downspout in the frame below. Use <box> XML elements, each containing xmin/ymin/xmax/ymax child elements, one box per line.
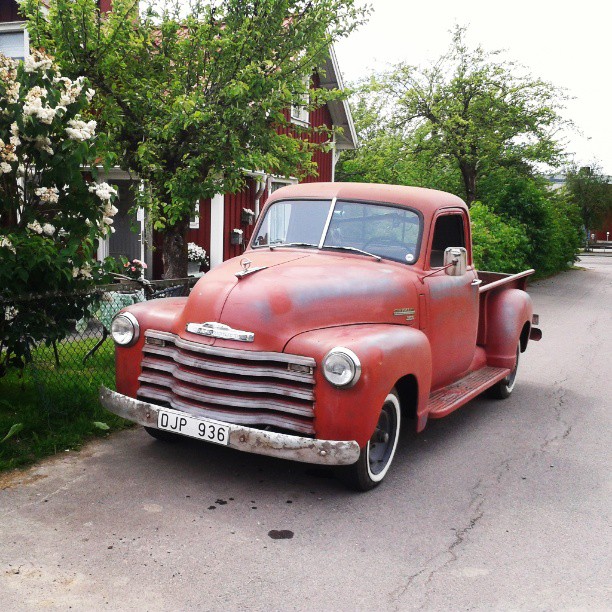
<box><xmin>254</xmin><ymin>175</ymin><xmax>270</xmax><ymax>219</ymax></box>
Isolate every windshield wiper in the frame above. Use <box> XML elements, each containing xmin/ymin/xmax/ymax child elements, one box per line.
<box><xmin>321</xmin><ymin>245</ymin><xmax>381</xmax><ymax>261</ymax></box>
<box><xmin>269</xmin><ymin>242</ymin><xmax>318</xmax><ymax>250</ymax></box>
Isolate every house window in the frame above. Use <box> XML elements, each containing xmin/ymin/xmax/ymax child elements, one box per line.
<box><xmin>0</xmin><ymin>23</ymin><xmax>28</xmax><ymax>61</ymax></box>
<box><xmin>290</xmin><ymin>76</ymin><xmax>311</xmax><ymax>126</ymax></box>
<box><xmin>190</xmin><ymin>200</ymin><xmax>200</xmax><ymax>229</ymax></box>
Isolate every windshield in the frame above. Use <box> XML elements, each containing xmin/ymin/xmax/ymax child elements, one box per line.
<box><xmin>252</xmin><ymin>199</ymin><xmax>421</xmax><ymax>264</ymax></box>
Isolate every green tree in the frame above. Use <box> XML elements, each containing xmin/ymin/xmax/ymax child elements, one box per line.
<box><xmin>563</xmin><ymin>163</ymin><xmax>612</xmax><ymax>241</ymax></box>
<box><xmin>22</xmin><ymin>0</ymin><xmax>368</xmax><ymax>278</ymax></box>
<box><xmin>351</xmin><ymin>26</ymin><xmax>567</xmax><ymax>205</ymax></box>
<box><xmin>0</xmin><ymin>51</ymin><xmax>116</xmax><ymax>373</ymax></box>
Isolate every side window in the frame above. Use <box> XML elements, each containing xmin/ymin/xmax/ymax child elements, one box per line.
<box><xmin>430</xmin><ymin>214</ymin><xmax>465</xmax><ymax>268</ymax></box>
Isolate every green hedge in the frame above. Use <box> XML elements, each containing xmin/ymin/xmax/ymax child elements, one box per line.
<box><xmin>470</xmin><ymin>201</ymin><xmax>531</xmax><ymax>273</ymax></box>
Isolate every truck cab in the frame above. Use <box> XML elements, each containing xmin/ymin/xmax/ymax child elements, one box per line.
<box><xmin>101</xmin><ymin>183</ymin><xmax>541</xmax><ymax>490</ymax></box>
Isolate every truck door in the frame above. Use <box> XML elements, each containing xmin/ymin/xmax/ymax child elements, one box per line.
<box><xmin>423</xmin><ymin>210</ymin><xmax>479</xmax><ymax>389</ymax></box>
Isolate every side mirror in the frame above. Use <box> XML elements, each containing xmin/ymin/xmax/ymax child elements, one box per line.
<box><xmin>444</xmin><ymin>247</ymin><xmax>467</xmax><ymax>276</ymax></box>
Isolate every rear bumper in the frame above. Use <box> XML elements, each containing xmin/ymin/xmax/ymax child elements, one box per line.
<box><xmin>99</xmin><ymin>386</ymin><xmax>360</xmax><ymax>466</ymax></box>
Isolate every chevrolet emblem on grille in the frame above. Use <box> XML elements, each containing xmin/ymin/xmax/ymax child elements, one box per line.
<box><xmin>186</xmin><ymin>322</ymin><xmax>255</xmax><ymax>342</ymax></box>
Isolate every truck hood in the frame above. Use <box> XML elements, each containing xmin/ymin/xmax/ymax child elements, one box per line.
<box><xmin>178</xmin><ymin>250</ymin><xmax>418</xmax><ymax>352</ymax></box>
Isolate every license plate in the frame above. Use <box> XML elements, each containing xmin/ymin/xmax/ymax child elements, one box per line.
<box><xmin>157</xmin><ymin>408</ymin><xmax>230</xmax><ymax>446</ymax></box>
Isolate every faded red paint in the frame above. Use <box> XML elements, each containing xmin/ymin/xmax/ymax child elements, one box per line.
<box><xmin>113</xmin><ymin>184</ymin><xmax>540</xmax><ymax>453</ymax></box>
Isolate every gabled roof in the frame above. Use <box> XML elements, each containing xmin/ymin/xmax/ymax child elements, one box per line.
<box><xmin>320</xmin><ymin>46</ymin><xmax>358</xmax><ymax>151</ymax></box>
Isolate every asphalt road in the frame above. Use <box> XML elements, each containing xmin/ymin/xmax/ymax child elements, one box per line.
<box><xmin>1</xmin><ymin>257</ymin><xmax>610</xmax><ymax>611</ymax></box>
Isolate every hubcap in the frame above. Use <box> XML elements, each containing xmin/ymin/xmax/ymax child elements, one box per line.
<box><xmin>368</xmin><ymin>402</ymin><xmax>397</xmax><ymax>476</ymax></box>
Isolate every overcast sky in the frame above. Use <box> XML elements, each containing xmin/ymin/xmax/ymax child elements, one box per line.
<box><xmin>334</xmin><ymin>0</ymin><xmax>612</xmax><ymax>175</ymax></box>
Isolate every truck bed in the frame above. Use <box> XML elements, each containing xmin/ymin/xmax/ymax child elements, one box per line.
<box><xmin>478</xmin><ymin>269</ymin><xmax>535</xmax><ymax>293</ymax></box>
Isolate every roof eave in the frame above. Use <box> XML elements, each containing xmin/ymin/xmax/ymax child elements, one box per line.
<box><xmin>320</xmin><ymin>45</ymin><xmax>358</xmax><ymax>150</ymax></box>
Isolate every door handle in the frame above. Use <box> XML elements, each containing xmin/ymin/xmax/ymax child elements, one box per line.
<box><xmin>471</xmin><ymin>278</ymin><xmax>483</xmax><ymax>286</ymax></box>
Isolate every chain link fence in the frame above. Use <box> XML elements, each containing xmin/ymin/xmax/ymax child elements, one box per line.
<box><xmin>1</xmin><ymin>277</ymin><xmax>198</xmax><ymax>400</ymax></box>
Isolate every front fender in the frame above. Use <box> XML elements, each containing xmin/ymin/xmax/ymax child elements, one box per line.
<box><xmin>284</xmin><ymin>325</ymin><xmax>432</xmax><ymax>447</ymax></box>
<box><xmin>484</xmin><ymin>288</ymin><xmax>533</xmax><ymax>369</ymax></box>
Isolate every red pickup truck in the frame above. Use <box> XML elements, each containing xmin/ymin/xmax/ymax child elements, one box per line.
<box><xmin>100</xmin><ymin>183</ymin><xmax>541</xmax><ymax>490</ymax></box>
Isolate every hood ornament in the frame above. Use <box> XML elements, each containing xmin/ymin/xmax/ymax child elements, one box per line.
<box><xmin>186</xmin><ymin>322</ymin><xmax>254</xmax><ymax>342</ymax></box>
<box><xmin>235</xmin><ymin>257</ymin><xmax>268</xmax><ymax>279</ymax></box>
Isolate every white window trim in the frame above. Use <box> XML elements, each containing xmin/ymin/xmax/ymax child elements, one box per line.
<box><xmin>209</xmin><ymin>193</ymin><xmax>225</xmax><ymax>269</ymax></box>
<box><xmin>0</xmin><ymin>21</ymin><xmax>29</xmax><ymax>60</ymax></box>
<box><xmin>190</xmin><ymin>200</ymin><xmax>200</xmax><ymax>229</ymax></box>
<box><xmin>268</xmin><ymin>175</ymin><xmax>298</xmax><ymax>195</ymax></box>
<box><xmin>290</xmin><ymin>76</ymin><xmax>311</xmax><ymax>126</ymax></box>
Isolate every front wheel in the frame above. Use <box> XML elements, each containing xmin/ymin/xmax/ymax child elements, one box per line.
<box><xmin>488</xmin><ymin>343</ymin><xmax>520</xmax><ymax>399</ymax></box>
<box><xmin>338</xmin><ymin>390</ymin><xmax>401</xmax><ymax>491</ymax></box>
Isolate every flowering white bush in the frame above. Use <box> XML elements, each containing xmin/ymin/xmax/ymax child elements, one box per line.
<box><xmin>0</xmin><ymin>51</ymin><xmax>117</xmax><ymax>371</ymax></box>
<box><xmin>187</xmin><ymin>242</ymin><xmax>207</xmax><ymax>262</ymax></box>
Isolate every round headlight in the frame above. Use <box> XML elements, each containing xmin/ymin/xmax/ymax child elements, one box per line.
<box><xmin>322</xmin><ymin>347</ymin><xmax>361</xmax><ymax>388</ymax></box>
<box><xmin>110</xmin><ymin>313</ymin><xmax>140</xmax><ymax>346</ymax></box>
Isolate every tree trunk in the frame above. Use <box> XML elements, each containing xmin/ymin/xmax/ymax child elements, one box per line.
<box><xmin>162</xmin><ymin>216</ymin><xmax>190</xmax><ymax>279</ymax></box>
<box><xmin>459</xmin><ymin>163</ymin><xmax>477</xmax><ymax>207</ymax></box>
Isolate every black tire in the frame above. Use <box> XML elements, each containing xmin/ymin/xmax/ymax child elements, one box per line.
<box><xmin>338</xmin><ymin>390</ymin><xmax>401</xmax><ymax>491</ymax></box>
<box><xmin>144</xmin><ymin>426</ymin><xmax>182</xmax><ymax>442</ymax></box>
<box><xmin>488</xmin><ymin>343</ymin><xmax>520</xmax><ymax>400</ymax></box>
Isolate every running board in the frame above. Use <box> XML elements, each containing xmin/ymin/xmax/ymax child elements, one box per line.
<box><xmin>428</xmin><ymin>366</ymin><xmax>511</xmax><ymax>419</ymax></box>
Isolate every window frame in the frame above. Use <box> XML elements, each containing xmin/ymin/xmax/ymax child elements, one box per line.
<box><xmin>250</xmin><ymin>196</ymin><xmax>424</xmax><ymax>265</ymax></box>
<box><xmin>0</xmin><ymin>21</ymin><xmax>29</xmax><ymax>61</ymax></box>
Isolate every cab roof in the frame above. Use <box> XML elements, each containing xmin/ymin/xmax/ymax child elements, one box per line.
<box><xmin>268</xmin><ymin>182</ymin><xmax>468</xmax><ymax>218</ymax></box>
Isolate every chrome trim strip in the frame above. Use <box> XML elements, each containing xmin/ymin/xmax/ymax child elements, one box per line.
<box><xmin>100</xmin><ymin>387</ymin><xmax>359</xmax><ymax>465</ymax></box>
<box><xmin>141</xmin><ymin>346</ymin><xmax>315</xmax><ymax>383</ymax></box>
<box><xmin>137</xmin><ymin>375</ymin><xmax>314</xmax><ymax>416</ymax></box>
<box><xmin>318</xmin><ymin>196</ymin><xmax>337</xmax><ymax>249</ymax></box>
<box><xmin>140</xmin><ymin>358</ymin><xmax>314</xmax><ymax>400</ymax></box>
<box><xmin>147</xmin><ymin>330</ymin><xmax>316</xmax><ymax>367</ymax></box>
<box><xmin>136</xmin><ymin>386</ymin><xmax>314</xmax><ymax>433</ymax></box>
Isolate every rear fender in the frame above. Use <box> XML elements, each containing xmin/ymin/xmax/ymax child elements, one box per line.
<box><xmin>284</xmin><ymin>325</ymin><xmax>432</xmax><ymax>447</ymax></box>
<box><xmin>484</xmin><ymin>288</ymin><xmax>533</xmax><ymax>369</ymax></box>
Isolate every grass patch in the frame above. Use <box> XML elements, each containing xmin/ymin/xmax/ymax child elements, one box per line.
<box><xmin>0</xmin><ymin>336</ymin><xmax>131</xmax><ymax>472</ymax></box>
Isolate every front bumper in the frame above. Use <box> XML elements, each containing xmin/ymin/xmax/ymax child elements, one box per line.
<box><xmin>99</xmin><ymin>386</ymin><xmax>360</xmax><ymax>466</ymax></box>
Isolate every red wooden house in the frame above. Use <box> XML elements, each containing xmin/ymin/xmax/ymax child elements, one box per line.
<box><xmin>1</xmin><ymin>1</ymin><xmax>357</xmax><ymax>277</ymax></box>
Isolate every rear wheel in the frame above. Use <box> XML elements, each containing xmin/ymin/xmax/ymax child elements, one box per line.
<box><xmin>488</xmin><ymin>343</ymin><xmax>520</xmax><ymax>399</ymax></box>
<box><xmin>339</xmin><ymin>390</ymin><xmax>401</xmax><ymax>491</ymax></box>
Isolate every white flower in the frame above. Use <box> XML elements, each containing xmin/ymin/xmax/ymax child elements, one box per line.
<box><xmin>103</xmin><ymin>203</ymin><xmax>118</xmax><ymax>217</ymax></box>
<box><xmin>88</xmin><ymin>182</ymin><xmax>117</xmax><ymax>202</ymax></box>
<box><xmin>103</xmin><ymin>216</ymin><xmax>114</xmax><ymax>226</ymax></box>
<box><xmin>34</xmin><ymin>136</ymin><xmax>53</xmax><ymax>155</ymax></box>
<box><xmin>4</xmin><ymin>306</ymin><xmax>18</xmax><ymax>321</ymax></box>
<box><xmin>59</xmin><ymin>77</ymin><xmax>85</xmax><ymax>106</ymax></box>
<box><xmin>66</xmin><ymin>118</ymin><xmax>97</xmax><ymax>141</ymax></box>
<box><xmin>187</xmin><ymin>242</ymin><xmax>207</xmax><ymax>262</ymax></box>
<box><xmin>85</xmin><ymin>88</ymin><xmax>95</xmax><ymax>102</ymax></box>
<box><xmin>0</xmin><ymin>236</ymin><xmax>16</xmax><ymax>254</ymax></box>
<box><xmin>42</xmin><ymin>223</ymin><xmax>56</xmax><ymax>236</ymax></box>
<box><xmin>72</xmin><ymin>263</ymin><xmax>93</xmax><ymax>279</ymax></box>
<box><xmin>5</xmin><ymin>80</ymin><xmax>20</xmax><ymax>103</ymax></box>
<box><xmin>24</xmin><ymin>51</ymin><xmax>53</xmax><ymax>73</ymax></box>
<box><xmin>22</xmin><ymin>87</ymin><xmax>58</xmax><ymax>124</ymax></box>
<box><xmin>0</xmin><ymin>162</ymin><xmax>11</xmax><ymax>174</ymax></box>
<box><xmin>34</xmin><ymin>187</ymin><xmax>60</xmax><ymax>204</ymax></box>
<box><xmin>27</xmin><ymin>221</ymin><xmax>43</xmax><ymax>234</ymax></box>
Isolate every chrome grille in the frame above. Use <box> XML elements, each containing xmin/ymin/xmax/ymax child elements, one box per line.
<box><xmin>137</xmin><ymin>330</ymin><xmax>316</xmax><ymax>435</ymax></box>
